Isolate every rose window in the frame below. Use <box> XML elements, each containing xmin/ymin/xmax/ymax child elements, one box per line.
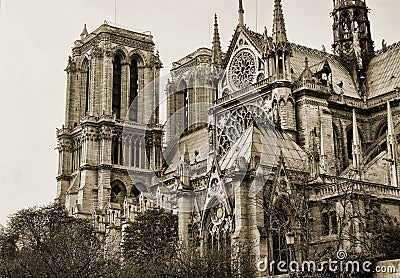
<box><xmin>228</xmin><ymin>49</ymin><xmax>256</xmax><ymax>90</ymax></box>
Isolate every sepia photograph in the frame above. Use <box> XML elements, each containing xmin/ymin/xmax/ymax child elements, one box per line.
<box><xmin>0</xmin><ymin>0</ymin><xmax>399</xmax><ymax>277</ymax></box>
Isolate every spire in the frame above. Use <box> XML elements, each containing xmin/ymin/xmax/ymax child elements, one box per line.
<box><xmin>238</xmin><ymin>0</ymin><xmax>244</xmax><ymax>26</ymax></box>
<box><xmin>386</xmin><ymin>101</ymin><xmax>399</xmax><ymax>187</ymax></box>
<box><xmin>352</xmin><ymin>109</ymin><xmax>362</xmax><ymax>173</ymax></box>
<box><xmin>212</xmin><ymin>14</ymin><xmax>222</xmax><ymax>66</ymax></box>
<box><xmin>80</xmin><ymin>24</ymin><xmax>88</xmax><ymax>40</ymax></box>
<box><xmin>272</xmin><ymin>0</ymin><xmax>287</xmax><ymax>43</ymax></box>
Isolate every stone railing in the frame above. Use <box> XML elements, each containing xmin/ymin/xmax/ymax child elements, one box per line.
<box><xmin>311</xmin><ymin>181</ymin><xmax>400</xmax><ymax>201</ymax></box>
<box><xmin>329</xmin><ymin>93</ymin><xmax>366</xmax><ymax>108</ymax></box>
<box><xmin>214</xmin><ymin>78</ymin><xmax>270</xmax><ymax>105</ymax></box>
<box><xmin>366</xmin><ymin>90</ymin><xmax>400</xmax><ymax>108</ymax></box>
<box><xmin>294</xmin><ymin>80</ymin><xmax>332</xmax><ymax>94</ymax></box>
<box><xmin>329</xmin><ymin>88</ymin><xmax>400</xmax><ymax>109</ymax></box>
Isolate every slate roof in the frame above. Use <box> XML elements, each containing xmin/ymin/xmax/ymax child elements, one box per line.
<box><xmin>290</xmin><ymin>44</ymin><xmax>359</xmax><ymax>99</ymax></box>
<box><xmin>226</xmin><ymin>28</ymin><xmax>360</xmax><ymax>99</ymax></box>
<box><xmin>220</xmin><ymin>121</ymin><xmax>309</xmax><ymax>172</ymax></box>
<box><xmin>367</xmin><ymin>42</ymin><xmax>400</xmax><ymax>98</ymax></box>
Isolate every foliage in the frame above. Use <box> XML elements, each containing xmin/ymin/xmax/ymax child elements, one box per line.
<box><xmin>368</xmin><ymin>210</ymin><xmax>400</xmax><ymax>260</ymax></box>
<box><xmin>121</xmin><ymin>209</ymin><xmax>255</xmax><ymax>278</ymax></box>
<box><xmin>169</xmin><ymin>242</ymin><xmax>255</xmax><ymax>278</ymax></box>
<box><xmin>0</xmin><ymin>203</ymin><xmax>118</xmax><ymax>278</ymax></box>
<box><xmin>121</xmin><ymin>209</ymin><xmax>178</xmax><ymax>277</ymax></box>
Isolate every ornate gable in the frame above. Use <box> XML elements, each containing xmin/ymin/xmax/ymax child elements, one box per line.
<box><xmin>220</xmin><ymin>27</ymin><xmax>266</xmax><ymax>96</ymax></box>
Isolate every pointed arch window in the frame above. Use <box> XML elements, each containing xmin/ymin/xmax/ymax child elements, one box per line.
<box><xmin>183</xmin><ymin>87</ymin><xmax>189</xmax><ymax>131</ymax></box>
<box><xmin>112</xmin><ymin>137</ymin><xmax>118</xmax><ymax>164</ymax></box>
<box><xmin>378</xmin><ymin>124</ymin><xmax>388</xmax><ymax>151</ymax></box>
<box><xmin>178</xmin><ymin>80</ymin><xmax>189</xmax><ymax>131</ymax></box>
<box><xmin>332</xmin><ymin>124</ymin><xmax>341</xmax><ymax>165</ymax></box>
<box><xmin>346</xmin><ymin>127</ymin><xmax>362</xmax><ymax>161</ymax></box>
<box><xmin>129</xmin><ymin>58</ymin><xmax>139</xmax><ymax>122</ymax></box>
<box><xmin>82</xmin><ymin>59</ymin><xmax>90</xmax><ymax>114</ymax></box>
<box><xmin>112</xmin><ymin>55</ymin><xmax>122</xmax><ymax>119</ymax></box>
<box><xmin>277</xmin><ymin>50</ymin><xmax>284</xmax><ymax>78</ymax></box>
<box><xmin>346</xmin><ymin>128</ymin><xmax>353</xmax><ymax>160</ymax></box>
<box><xmin>340</xmin><ymin>11</ymin><xmax>351</xmax><ymax>39</ymax></box>
<box><xmin>110</xmin><ymin>180</ymin><xmax>127</xmax><ymax>204</ymax></box>
<box><xmin>111</xmin><ymin>136</ymin><xmax>123</xmax><ymax>165</ymax></box>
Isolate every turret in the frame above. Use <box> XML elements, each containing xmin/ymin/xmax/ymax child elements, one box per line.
<box><xmin>266</xmin><ymin>0</ymin><xmax>292</xmax><ymax>81</ymax></box>
<box><xmin>332</xmin><ymin>0</ymin><xmax>374</xmax><ymax>98</ymax></box>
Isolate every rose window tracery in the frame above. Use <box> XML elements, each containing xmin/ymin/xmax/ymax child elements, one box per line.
<box><xmin>217</xmin><ymin>105</ymin><xmax>270</xmax><ymax>157</ymax></box>
<box><xmin>228</xmin><ymin>49</ymin><xmax>256</xmax><ymax>90</ymax></box>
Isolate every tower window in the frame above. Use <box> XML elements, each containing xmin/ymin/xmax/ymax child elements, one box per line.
<box><xmin>178</xmin><ymin>80</ymin><xmax>189</xmax><ymax>131</ymax></box>
<box><xmin>112</xmin><ymin>136</ymin><xmax>120</xmax><ymax>164</ymax></box>
<box><xmin>183</xmin><ymin>87</ymin><xmax>188</xmax><ymax>131</ymax></box>
<box><xmin>129</xmin><ymin>58</ymin><xmax>139</xmax><ymax>122</ymax></box>
<box><xmin>112</xmin><ymin>55</ymin><xmax>122</xmax><ymax>119</ymax></box>
<box><xmin>82</xmin><ymin>60</ymin><xmax>90</xmax><ymax>114</ymax></box>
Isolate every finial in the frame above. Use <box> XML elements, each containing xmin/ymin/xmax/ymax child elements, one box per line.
<box><xmin>382</xmin><ymin>39</ymin><xmax>387</xmax><ymax>51</ymax></box>
<box><xmin>321</xmin><ymin>45</ymin><xmax>326</xmax><ymax>52</ymax></box>
<box><xmin>80</xmin><ymin>24</ymin><xmax>88</xmax><ymax>40</ymax></box>
<box><xmin>272</xmin><ymin>0</ymin><xmax>287</xmax><ymax>43</ymax></box>
<box><xmin>304</xmin><ymin>57</ymin><xmax>309</xmax><ymax>68</ymax></box>
<box><xmin>238</xmin><ymin>0</ymin><xmax>244</xmax><ymax>26</ymax></box>
<box><xmin>263</xmin><ymin>26</ymin><xmax>268</xmax><ymax>41</ymax></box>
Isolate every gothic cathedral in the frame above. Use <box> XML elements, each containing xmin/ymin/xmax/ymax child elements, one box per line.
<box><xmin>57</xmin><ymin>0</ymin><xmax>400</xmax><ymax>275</ymax></box>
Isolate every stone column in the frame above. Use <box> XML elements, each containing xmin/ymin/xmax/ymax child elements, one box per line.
<box><xmin>101</xmin><ymin>50</ymin><xmax>113</xmax><ymax>116</ymax></box>
<box><xmin>121</xmin><ymin>62</ymin><xmax>130</xmax><ymax>120</ymax></box>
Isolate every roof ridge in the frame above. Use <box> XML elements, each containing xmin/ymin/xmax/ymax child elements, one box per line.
<box><xmin>290</xmin><ymin>42</ymin><xmax>338</xmax><ymax>60</ymax></box>
<box><xmin>375</xmin><ymin>41</ymin><xmax>400</xmax><ymax>55</ymax></box>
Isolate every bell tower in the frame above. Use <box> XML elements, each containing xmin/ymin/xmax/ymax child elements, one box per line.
<box><xmin>56</xmin><ymin>23</ymin><xmax>163</xmax><ymax>220</ymax></box>
<box><xmin>332</xmin><ymin>0</ymin><xmax>374</xmax><ymax>97</ymax></box>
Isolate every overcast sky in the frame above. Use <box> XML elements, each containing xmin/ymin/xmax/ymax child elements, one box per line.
<box><xmin>0</xmin><ymin>0</ymin><xmax>398</xmax><ymax>225</ymax></box>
